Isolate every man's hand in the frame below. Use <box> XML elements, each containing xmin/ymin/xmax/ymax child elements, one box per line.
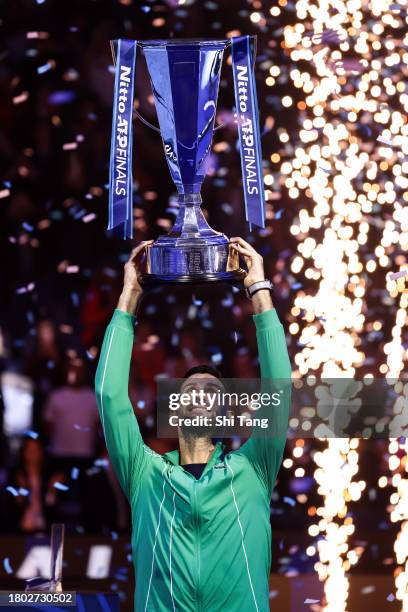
<box><xmin>117</xmin><ymin>240</ymin><xmax>153</xmax><ymax>315</ymax></box>
<box><xmin>229</xmin><ymin>236</ymin><xmax>274</xmax><ymax>314</ymax></box>
<box><xmin>229</xmin><ymin>237</ymin><xmax>265</xmax><ymax>288</ymax></box>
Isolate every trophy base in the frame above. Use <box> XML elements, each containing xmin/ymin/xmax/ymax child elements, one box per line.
<box><xmin>139</xmin><ymin>269</ymin><xmax>246</xmax><ymax>287</ymax></box>
<box><xmin>138</xmin><ymin>233</ymin><xmax>246</xmax><ymax>287</ymax></box>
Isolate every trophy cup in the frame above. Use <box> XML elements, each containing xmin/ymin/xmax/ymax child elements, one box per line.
<box><xmin>109</xmin><ymin>37</ymin><xmax>266</xmax><ymax>285</ymax></box>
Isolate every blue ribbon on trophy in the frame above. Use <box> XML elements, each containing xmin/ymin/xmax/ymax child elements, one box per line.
<box><xmin>108</xmin><ymin>38</ymin><xmax>137</xmax><ymax>239</ymax></box>
<box><xmin>108</xmin><ymin>37</ymin><xmax>266</xmax><ymax>285</ymax></box>
<box><xmin>231</xmin><ymin>35</ymin><xmax>266</xmax><ymax>230</ymax></box>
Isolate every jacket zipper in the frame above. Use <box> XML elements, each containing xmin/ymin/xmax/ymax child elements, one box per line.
<box><xmin>192</xmin><ymin>480</ymin><xmax>202</xmax><ymax>611</ymax></box>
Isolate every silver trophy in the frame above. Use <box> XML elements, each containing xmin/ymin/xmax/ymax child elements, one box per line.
<box><xmin>110</xmin><ymin>37</ymin><xmax>265</xmax><ymax>285</ymax></box>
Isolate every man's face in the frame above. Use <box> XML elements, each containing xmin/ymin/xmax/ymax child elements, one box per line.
<box><xmin>178</xmin><ymin>374</ymin><xmax>225</xmax><ymax>420</ymax></box>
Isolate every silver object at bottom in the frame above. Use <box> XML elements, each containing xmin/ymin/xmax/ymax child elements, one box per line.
<box><xmin>139</xmin><ymin>195</ymin><xmax>246</xmax><ymax>286</ymax></box>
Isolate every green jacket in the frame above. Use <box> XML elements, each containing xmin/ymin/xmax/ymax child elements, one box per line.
<box><xmin>95</xmin><ymin>307</ymin><xmax>291</xmax><ymax>612</ymax></box>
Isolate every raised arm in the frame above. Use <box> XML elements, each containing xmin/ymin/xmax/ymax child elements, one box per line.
<box><xmin>94</xmin><ymin>241</ymin><xmax>153</xmax><ymax>500</ymax></box>
<box><xmin>230</xmin><ymin>238</ymin><xmax>292</xmax><ymax>497</ymax></box>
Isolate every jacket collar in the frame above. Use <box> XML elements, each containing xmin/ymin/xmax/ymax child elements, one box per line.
<box><xmin>164</xmin><ymin>441</ymin><xmax>225</xmax><ymax>475</ymax></box>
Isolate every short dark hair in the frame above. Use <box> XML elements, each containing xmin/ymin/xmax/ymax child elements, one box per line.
<box><xmin>183</xmin><ymin>364</ymin><xmax>222</xmax><ymax>380</ymax></box>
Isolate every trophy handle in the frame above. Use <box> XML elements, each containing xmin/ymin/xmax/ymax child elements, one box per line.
<box><xmin>134</xmin><ymin>110</ymin><xmax>227</xmax><ymax>134</ymax></box>
<box><xmin>134</xmin><ymin>109</ymin><xmax>162</xmax><ymax>134</ymax></box>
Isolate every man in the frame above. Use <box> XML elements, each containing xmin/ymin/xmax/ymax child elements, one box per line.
<box><xmin>95</xmin><ymin>237</ymin><xmax>291</xmax><ymax>612</ymax></box>
<box><xmin>44</xmin><ymin>360</ymin><xmax>99</xmax><ymax>468</ymax></box>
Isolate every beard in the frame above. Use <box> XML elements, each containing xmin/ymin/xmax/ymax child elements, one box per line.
<box><xmin>179</xmin><ymin>421</ymin><xmax>217</xmax><ymax>439</ymax></box>
<box><xmin>178</xmin><ymin>405</ymin><xmax>219</xmax><ymax>439</ymax></box>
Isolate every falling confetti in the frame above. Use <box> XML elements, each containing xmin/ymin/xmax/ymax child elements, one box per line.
<box><xmin>74</xmin><ymin>424</ymin><xmax>91</xmax><ymax>432</ymax></box>
<box><xmin>54</xmin><ymin>482</ymin><xmax>69</xmax><ymax>491</ymax></box>
<box><xmin>24</xmin><ymin>430</ymin><xmax>39</xmax><ymax>439</ymax></box>
<box><xmin>5</xmin><ymin>487</ymin><xmax>19</xmax><ymax>497</ymax></box>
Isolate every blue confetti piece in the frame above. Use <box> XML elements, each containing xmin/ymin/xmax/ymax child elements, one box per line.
<box><xmin>386</xmin><ymin>593</ymin><xmax>395</xmax><ymax>602</ymax></box>
<box><xmin>221</xmin><ymin>295</ymin><xmax>233</xmax><ymax>307</ymax></box>
<box><xmin>221</xmin><ymin>203</ymin><xmax>233</xmax><ymax>215</ymax></box>
<box><xmin>54</xmin><ymin>482</ymin><xmax>69</xmax><ymax>491</ymax></box>
<box><xmin>283</xmin><ymin>496</ymin><xmax>296</xmax><ymax>507</ymax></box>
<box><xmin>292</xmin><ymin>283</ymin><xmax>303</xmax><ymax>289</ymax></box>
<box><xmin>211</xmin><ymin>352</ymin><xmax>223</xmax><ymax>365</ymax></box>
<box><xmin>26</xmin><ymin>310</ymin><xmax>35</xmax><ymax>324</ymax></box>
<box><xmin>103</xmin><ymin>267</ymin><xmax>117</xmax><ymax>278</ymax></box>
<box><xmin>137</xmin><ymin>400</ymin><xmax>145</xmax><ymax>409</ymax></box>
<box><xmin>71</xmin><ymin>292</ymin><xmax>79</xmax><ymax>307</ymax></box>
<box><xmin>22</xmin><ymin>222</ymin><xmax>34</xmax><ymax>232</ymax></box>
<box><xmin>3</xmin><ymin>181</ymin><xmax>12</xmax><ymax>188</ymax></box>
<box><xmin>24</xmin><ymin>429</ymin><xmax>39</xmax><ymax>439</ymax></box>
<box><xmin>318</xmin><ymin>165</ymin><xmax>331</xmax><ymax>173</ymax></box>
<box><xmin>48</xmin><ymin>90</ymin><xmax>76</xmax><ymax>105</ymax></box>
<box><xmin>279</xmin><ymin>538</ymin><xmax>285</xmax><ymax>551</ymax></box>
<box><xmin>6</xmin><ymin>486</ymin><xmax>19</xmax><ymax>497</ymax></box>
<box><xmin>3</xmin><ymin>558</ymin><xmax>13</xmax><ymax>574</ymax></box>
<box><xmin>141</xmin><ymin>5</ymin><xmax>151</xmax><ymax>12</ymax></box>
<box><xmin>111</xmin><ymin>531</ymin><xmax>118</xmax><ymax>541</ymax></box>
<box><xmin>37</xmin><ymin>63</ymin><xmax>52</xmax><ymax>74</ymax></box>
<box><xmin>71</xmin><ymin>467</ymin><xmax>79</xmax><ymax>480</ymax></box>
<box><xmin>18</xmin><ymin>488</ymin><xmax>30</xmax><ymax>496</ymax></box>
<box><xmin>94</xmin><ymin>459</ymin><xmax>109</xmax><ymax>468</ymax></box>
<box><xmin>74</xmin><ymin>424</ymin><xmax>91</xmax><ymax>432</ymax></box>
<box><xmin>275</xmin><ymin>208</ymin><xmax>284</xmax><ymax>219</ymax></box>
<box><xmin>193</xmin><ymin>298</ymin><xmax>203</xmax><ymax>306</ymax></box>
<box><xmin>127</xmin><ymin>554</ymin><xmax>133</xmax><ymax>562</ymax></box>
